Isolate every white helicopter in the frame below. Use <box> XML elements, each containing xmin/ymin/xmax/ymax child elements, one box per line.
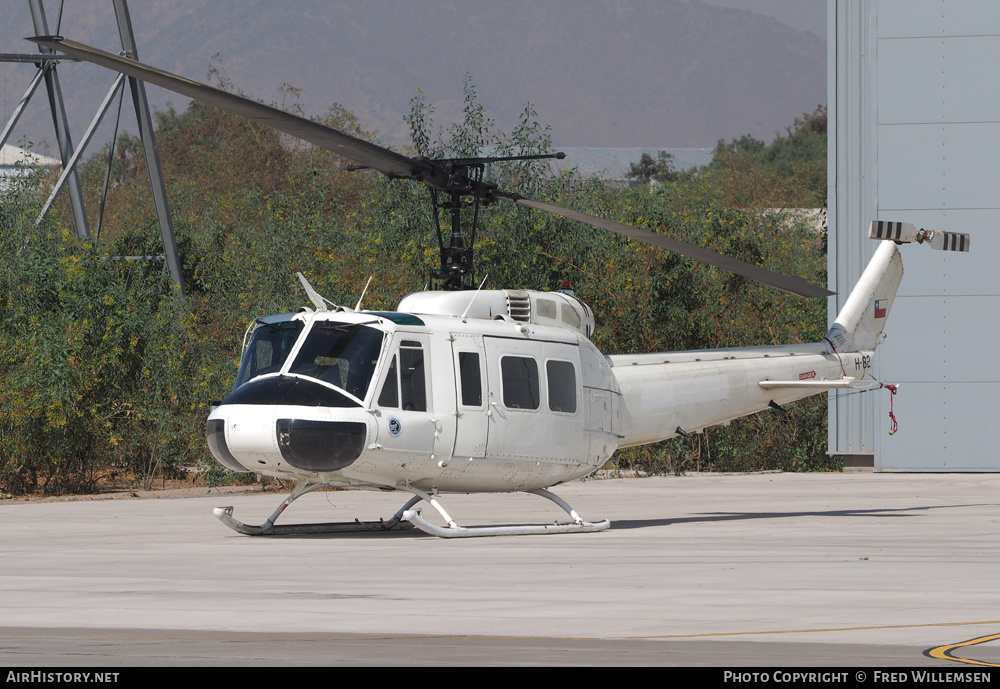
<box><xmin>35</xmin><ymin>37</ymin><xmax>971</xmax><ymax>538</ymax></box>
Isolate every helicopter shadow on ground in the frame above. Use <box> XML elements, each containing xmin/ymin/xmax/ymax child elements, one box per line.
<box><xmin>607</xmin><ymin>502</ymin><xmax>997</xmax><ymax>531</ymax></box>
<box><xmin>223</xmin><ymin>502</ymin><xmax>996</xmax><ymax>539</ymax></box>
<box><xmin>248</xmin><ymin>529</ymin><xmax>425</xmax><ymax>541</ymax></box>
<box><xmin>240</xmin><ymin>522</ymin><xmax>596</xmax><ymax>540</ymax></box>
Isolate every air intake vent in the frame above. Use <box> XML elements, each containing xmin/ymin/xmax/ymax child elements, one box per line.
<box><xmin>504</xmin><ymin>290</ymin><xmax>531</xmax><ymax>322</ymax></box>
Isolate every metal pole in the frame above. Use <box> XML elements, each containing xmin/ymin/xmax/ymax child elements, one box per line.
<box><xmin>36</xmin><ymin>73</ymin><xmax>125</xmax><ymax>223</ymax></box>
<box><xmin>0</xmin><ymin>68</ymin><xmax>44</xmax><ymax>149</ymax></box>
<box><xmin>0</xmin><ymin>53</ymin><xmax>79</xmax><ymax>63</ymax></box>
<box><xmin>113</xmin><ymin>0</ymin><xmax>184</xmax><ymax>292</ymax></box>
<box><xmin>29</xmin><ymin>0</ymin><xmax>90</xmax><ymax>238</ymax></box>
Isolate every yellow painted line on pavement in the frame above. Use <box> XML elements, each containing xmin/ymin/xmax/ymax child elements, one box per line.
<box><xmin>619</xmin><ymin>620</ymin><xmax>1000</xmax><ymax>640</ymax></box>
<box><xmin>926</xmin><ymin>632</ymin><xmax>1000</xmax><ymax>667</ymax></box>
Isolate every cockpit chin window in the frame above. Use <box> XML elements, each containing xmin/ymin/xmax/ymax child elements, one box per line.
<box><xmin>288</xmin><ymin>322</ymin><xmax>384</xmax><ymax>401</ymax></box>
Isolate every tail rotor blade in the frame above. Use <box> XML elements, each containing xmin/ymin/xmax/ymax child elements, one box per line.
<box><xmin>927</xmin><ymin>230</ymin><xmax>971</xmax><ymax>252</ymax></box>
<box><xmin>869</xmin><ymin>221</ymin><xmax>971</xmax><ymax>252</ymax></box>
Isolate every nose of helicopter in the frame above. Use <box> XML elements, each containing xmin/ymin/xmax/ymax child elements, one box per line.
<box><xmin>207</xmin><ymin>404</ymin><xmax>372</xmax><ymax>476</ymax></box>
<box><xmin>206</xmin><ymin>413</ymin><xmax>248</xmax><ymax>472</ymax></box>
<box><xmin>206</xmin><ymin>376</ymin><xmax>374</xmax><ymax>477</ymax></box>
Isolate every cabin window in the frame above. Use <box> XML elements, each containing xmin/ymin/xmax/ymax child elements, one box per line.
<box><xmin>377</xmin><ymin>343</ymin><xmax>427</xmax><ymax>411</ymax></box>
<box><xmin>536</xmin><ymin>298</ymin><xmax>557</xmax><ymax>319</ymax></box>
<box><xmin>377</xmin><ymin>355</ymin><xmax>399</xmax><ymax>408</ymax></box>
<box><xmin>546</xmin><ymin>360</ymin><xmax>577</xmax><ymax>414</ymax></box>
<box><xmin>560</xmin><ymin>304</ymin><xmax>582</xmax><ymax>329</ymax></box>
<box><xmin>501</xmin><ymin>356</ymin><xmax>539</xmax><ymax>410</ymax></box>
<box><xmin>458</xmin><ymin>352</ymin><xmax>482</xmax><ymax>407</ymax></box>
<box><xmin>288</xmin><ymin>323</ymin><xmax>383</xmax><ymax>400</ymax></box>
<box><xmin>399</xmin><ymin>342</ymin><xmax>427</xmax><ymax>412</ymax></box>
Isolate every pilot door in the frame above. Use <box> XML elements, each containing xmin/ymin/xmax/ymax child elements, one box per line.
<box><xmin>373</xmin><ymin>334</ymin><xmax>436</xmax><ymax>461</ymax></box>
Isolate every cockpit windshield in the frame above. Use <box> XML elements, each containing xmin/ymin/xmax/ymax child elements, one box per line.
<box><xmin>234</xmin><ymin>318</ymin><xmax>304</xmax><ymax>389</ymax></box>
<box><xmin>287</xmin><ymin>322</ymin><xmax>384</xmax><ymax>401</ymax></box>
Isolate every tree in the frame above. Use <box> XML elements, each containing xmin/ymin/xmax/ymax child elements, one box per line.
<box><xmin>706</xmin><ymin>104</ymin><xmax>828</xmax><ymax>207</ymax></box>
<box><xmin>625</xmin><ymin>150</ymin><xmax>680</xmax><ymax>184</ymax></box>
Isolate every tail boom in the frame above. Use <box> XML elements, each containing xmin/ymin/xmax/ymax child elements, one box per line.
<box><xmin>611</xmin><ymin>227</ymin><xmax>919</xmax><ymax>448</ymax></box>
<box><xmin>610</xmin><ymin>344</ymin><xmax>866</xmax><ymax>447</ymax></box>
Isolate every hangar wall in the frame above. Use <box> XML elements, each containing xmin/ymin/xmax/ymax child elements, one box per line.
<box><xmin>828</xmin><ymin>0</ymin><xmax>1000</xmax><ymax>470</ymax></box>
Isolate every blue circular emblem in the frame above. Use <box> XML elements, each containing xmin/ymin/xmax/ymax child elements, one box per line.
<box><xmin>388</xmin><ymin>417</ymin><xmax>401</xmax><ymax>436</ymax></box>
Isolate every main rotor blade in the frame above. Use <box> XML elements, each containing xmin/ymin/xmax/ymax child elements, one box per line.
<box><xmin>495</xmin><ymin>194</ymin><xmax>834</xmax><ymax>298</ymax></box>
<box><xmin>28</xmin><ymin>36</ymin><xmax>433</xmax><ymax>182</ymax></box>
<box><xmin>32</xmin><ymin>36</ymin><xmax>832</xmax><ymax>299</ymax></box>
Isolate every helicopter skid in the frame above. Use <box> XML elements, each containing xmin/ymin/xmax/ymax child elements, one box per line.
<box><xmin>212</xmin><ymin>504</ymin><xmax>416</xmax><ymax>536</ymax></box>
<box><xmin>401</xmin><ymin>509</ymin><xmax>610</xmax><ymax>537</ymax></box>
<box><xmin>213</xmin><ymin>482</ymin><xmax>610</xmax><ymax>538</ymax></box>
<box><xmin>399</xmin><ymin>486</ymin><xmax>611</xmax><ymax>538</ymax></box>
<box><xmin>213</xmin><ymin>479</ymin><xmax>420</xmax><ymax>536</ymax></box>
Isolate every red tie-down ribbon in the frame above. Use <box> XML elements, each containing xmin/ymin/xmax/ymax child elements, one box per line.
<box><xmin>883</xmin><ymin>384</ymin><xmax>899</xmax><ymax>435</ymax></box>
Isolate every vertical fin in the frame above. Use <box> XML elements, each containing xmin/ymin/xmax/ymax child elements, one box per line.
<box><xmin>824</xmin><ymin>241</ymin><xmax>903</xmax><ymax>353</ymax></box>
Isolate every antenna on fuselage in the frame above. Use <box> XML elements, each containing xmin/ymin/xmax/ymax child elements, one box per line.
<box><xmin>461</xmin><ymin>275</ymin><xmax>489</xmax><ymax>321</ymax></box>
<box><xmin>355</xmin><ymin>275</ymin><xmax>374</xmax><ymax>311</ymax></box>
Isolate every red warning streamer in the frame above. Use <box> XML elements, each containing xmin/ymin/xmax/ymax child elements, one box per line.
<box><xmin>884</xmin><ymin>384</ymin><xmax>899</xmax><ymax>435</ymax></box>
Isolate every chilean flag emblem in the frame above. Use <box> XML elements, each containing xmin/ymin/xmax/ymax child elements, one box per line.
<box><xmin>874</xmin><ymin>299</ymin><xmax>887</xmax><ymax>319</ymax></box>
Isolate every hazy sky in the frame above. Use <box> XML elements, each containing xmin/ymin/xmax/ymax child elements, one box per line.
<box><xmin>1</xmin><ymin>1</ymin><xmax>827</xmax><ymax>153</ymax></box>
<box><xmin>702</xmin><ymin>0</ymin><xmax>826</xmax><ymax>36</ymax></box>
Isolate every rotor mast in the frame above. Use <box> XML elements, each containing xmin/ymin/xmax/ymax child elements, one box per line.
<box><xmin>427</xmin><ymin>152</ymin><xmax>565</xmax><ymax>291</ymax></box>
<box><xmin>432</xmin><ymin>187</ymin><xmax>474</xmax><ymax>291</ymax></box>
